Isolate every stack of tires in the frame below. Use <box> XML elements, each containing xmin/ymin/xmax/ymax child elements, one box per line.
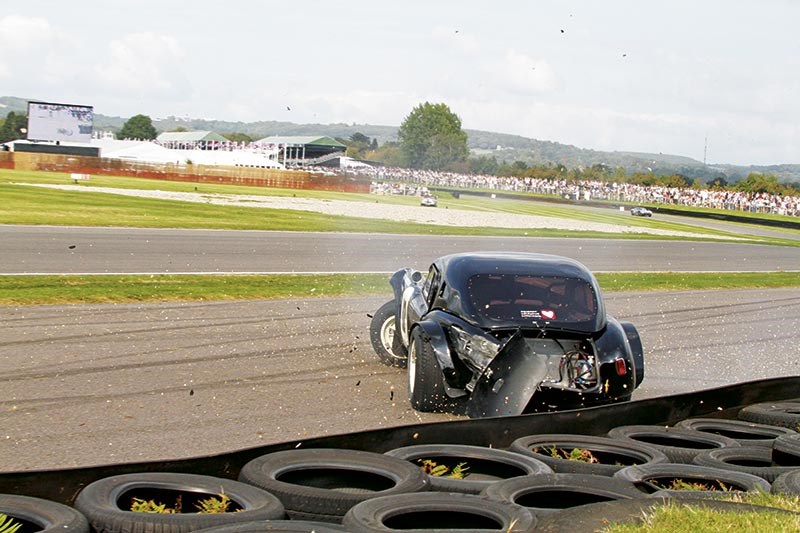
<box><xmin>3</xmin><ymin>399</ymin><xmax>800</xmax><ymax>531</ymax></box>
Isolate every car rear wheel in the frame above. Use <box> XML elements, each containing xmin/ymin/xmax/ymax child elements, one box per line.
<box><xmin>369</xmin><ymin>300</ymin><xmax>407</xmax><ymax>368</ymax></box>
<box><xmin>408</xmin><ymin>328</ymin><xmax>446</xmax><ymax>412</ymax></box>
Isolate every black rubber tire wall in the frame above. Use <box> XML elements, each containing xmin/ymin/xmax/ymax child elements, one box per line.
<box><xmin>342</xmin><ymin>492</ymin><xmax>536</xmax><ymax>532</ymax></box>
<box><xmin>612</xmin><ymin>463</ymin><xmax>772</xmax><ymax>497</ymax></box>
<box><xmin>692</xmin><ymin>446</ymin><xmax>799</xmax><ymax>482</ymax></box>
<box><xmin>238</xmin><ymin>448</ymin><xmax>429</xmax><ymax>522</ymax></box>
<box><xmin>480</xmin><ymin>473</ymin><xmax>643</xmax><ymax>517</ymax></box>
<box><xmin>607</xmin><ymin>425</ymin><xmax>740</xmax><ymax>463</ymax></box>
<box><xmin>507</xmin><ymin>434</ymin><xmax>669</xmax><ymax>476</ymax></box>
<box><xmin>675</xmin><ymin>417</ymin><xmax>798</xmax><ymax>447</ymax></box>
<box><xmin>738</xmin><ymin>402</ymin><xmax>800</xmax><ymax>429</ymax></box>
<box><xmin>0</xmin><ymin>494</ymin><xmax>89</xmax><ymax>533</ymax></box>
<box><xmin>384</xmin><ymin>444</ymin><xmax>552</xmax><ymax>494</ymax></box>
<box><xmin>73</xmin><ymin>473</ymin><xmax>285</xmax><ymax>533</ymax></box>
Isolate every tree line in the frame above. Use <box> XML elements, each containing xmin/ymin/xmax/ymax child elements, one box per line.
<box><xmin>3</xmin><ymin>105</ymin><xmax>797</xmax><ymax>196</ymax></box>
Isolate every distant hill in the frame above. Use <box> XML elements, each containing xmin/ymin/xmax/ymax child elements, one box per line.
<box><xmin>3</xmin><ymin>95</ymin><xmax>798</xmax><ymax>183</ymax></box>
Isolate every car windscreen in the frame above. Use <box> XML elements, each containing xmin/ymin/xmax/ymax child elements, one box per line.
<box><xmin>467</xmin><ymin>274</ymin><xmax>597</xmax><ymax>324</ymax></box>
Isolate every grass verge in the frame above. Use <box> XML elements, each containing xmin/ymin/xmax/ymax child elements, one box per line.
<box><xmin>0</xmin><ymin>271</ymin><xmax>798</xmax><ymax>306</ymax></box>
<box><xmin>606</xmin><ymin>492</ymin><xmax>800</xmax><ymax>532</ymax></box>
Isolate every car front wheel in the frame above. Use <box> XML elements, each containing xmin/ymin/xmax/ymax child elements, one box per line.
<box><xmin>369</xmin><ymin>300</ymin><xmax>407</xmax><ymax>368</ymax></box>
<box><xmin>408</xmin><ymin>328</ymin><xmax>447</xmax><ymax>412</ymax></box>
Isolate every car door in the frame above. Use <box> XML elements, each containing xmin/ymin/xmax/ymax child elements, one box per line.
<box><xmin>399</xmin><ymin>265</ymin><xmax>438</xmax><ymax>345</ymax></box>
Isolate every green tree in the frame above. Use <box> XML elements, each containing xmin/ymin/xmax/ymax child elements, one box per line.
<box><xmin>734</xmin><ymin>173</ymin><xmax>783</xmax><ymax>195</ymax></box>
<box><xmin>223</xmin><ymin>132</ymin><xmax>253</xmax><ymax>144</ymax></box>
<box><xmin>117</xmin><ymin>114</ymin><xmax>158</xmax><ymax>140</ymax></box>
<box><xmin>398</xmin><ymin>102</ymin><xmax>468</xmax><ymax>170</ymax></box>
<box><xmin>0</xmin><ymin>112</ymin><xmax>28</xmax><ymax>143</ymax></box>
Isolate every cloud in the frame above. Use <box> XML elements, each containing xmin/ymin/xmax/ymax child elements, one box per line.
<box><xmin>94</xmin><ymin>32</ymin><xmax>191</xmax><ymax>100</ymax></box>
<box><xmin>0</xmin><ymin>15</ymin><xmax>60</xmax><ymax>83</ymax></box>
<box><xmin>492</xmin><ymin>49</ymin><xmax>559</xmax><ymax>95</ymax></box>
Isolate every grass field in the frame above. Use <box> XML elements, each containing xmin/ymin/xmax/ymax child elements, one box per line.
<box><xmin>3</xmin><ymin>169</ymin><xmax>796</xmax><ymax>244</ymax></box>
<box><xmin>1</xmin><ymin>271</ymin><xmax>798</xmax><ymax>305</ymax></box>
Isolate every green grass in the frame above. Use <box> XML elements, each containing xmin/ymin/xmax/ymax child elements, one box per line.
<box><xmin>605</xmin><ymin>492</ymin><xmax>800</xmax><ymax>532</ymax></box>
<box><xmin>1</xmin><ymin>169</ymin><xmax>790</xmax><ymax>244</ymax></box>
<box><xmin>1</xmin><ymin>271</ymin><xmax>798</xmax><ymax>306</ymax></box>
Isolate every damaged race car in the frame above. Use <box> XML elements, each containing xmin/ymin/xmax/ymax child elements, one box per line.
<box><xmin>369</xmin><ymin>252</ymin><xmax>645</xmax><ymax>418</ymax></box>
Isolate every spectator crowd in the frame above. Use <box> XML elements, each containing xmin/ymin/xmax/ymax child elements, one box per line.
<box><xmin>318</xmin><ymin>165</ymin><xmax>800</xmax><ymax>218</ymax></box>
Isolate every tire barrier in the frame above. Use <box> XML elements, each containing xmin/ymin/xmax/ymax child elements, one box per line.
<box><xmin>2</xmin><ymin>376</ymin><xmax>800</xmax><ymax>531</ymax></box>
<box><xmin>607</xmin><ymin>425</ymin><xmax>741</xmax><ymax>463</ymax></box>
<box><xmin>612</xmin><ymin>463</ymin><xmax>772</xmax><ymax>498</ymax></box>
<box><xmin>507</xmin><ymin>434</ymin><xmax>669</xmax><ymax>476</ymax></box>
<box><xmin>195</xmin><ymin>520</ymin><xmax>346</xmax><ymax>532</ymax></box>
<box><xmin>675</xmin><ymin>417</ymin><xmax>798</xmax><ymax>447</ymax></box>
<box><xmin>772</xmin><ymin>470</ymin><xmax>800</xmax><ymax>495</ymax></box>
<box><xmin>237</xmin><ymin>449</ymin><xmax>429</xmax><ymax>523</ymax></box>
<box><xmin>738</xmin><ymin>401</ymin><xmax>800</xmax><ymax>429</ymax></box>
<box><xmin>341</xmin><ymin>492</ymin><xmax>536</xmax><ymax>532</ymax></box>
<box><xmin>384</xmin><ymin>444</ymin><xmax>552</xmax><ymax>494</ymax></box>
<box><xmin>773</xmin><ymin>434</ymin><xmax>800</xmax><ymax>466</ymax></box>
<box><xmin>480</xmin><ymin>473</ymin><xmax>643</xmax><ymax>517</ymax></box>
<box><xmin>692</xmin><ymin>446</ymin><xmax>799</xmax><ymax>482</ymax></box>
<box><xmin>73</xmin><ymin>473</ymin><xmax>285</xmax><ymax>533</ymax></box>
<box><xmin>0</xmin><ymin>494</ymin><xmax>89</xmax><ymax>533</ymax></box>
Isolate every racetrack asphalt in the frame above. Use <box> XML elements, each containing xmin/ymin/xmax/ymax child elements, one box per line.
<box><xmin>2</xmin><ymin>288</ymin><xmax>798</xmax><ymax>472</ymax></box>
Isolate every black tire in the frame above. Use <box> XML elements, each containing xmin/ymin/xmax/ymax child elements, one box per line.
<box><xmin>481</xmin><ymin>473</ymin><xmax>643</xmax><ymax>517</ymax></box>
<box><xmin>675</xmin><ymin>417</ymin><xmax>797</xmax><ymax>447</ymax></box>
<box><xmin>0</xmin><ymin>494</ymin><xmax>90</xmax><ymax>533</ymax></box>
<box><xmin>692</xmin><ymin>446</ymin><xmax>798</xmax><ymax>483</ymax></box>
<box><xmin>772</xmin><ymin>470</ymin><xmax>800</xmax><ymax>495</ymax></box>
<box><xmin>613</xmin><ymin>463</ymin><xmax>771</xmax><ymax>497</ymax></box>
<box><xmin>507</xmin><ymin>434</ymin><xmax>669</xmax><ymax>476</ymax></box>
<box><xmin>73</xmin><ymin>473</ymin><xmax>285</xmax><ymax>533</ymax></box>
<box><xmin>607</xmin><ymin>425</ymin><xmax>740</xmax><ymax>464</ymax></box>
<box><xmin>369</xmin><ymin>300</ymin><xmax>407</xmax><ymax>368</ymax></box>
<box><xmin>535</xmin><ymin>498</ymin><xmax>795</xmax><ymax>533</ymax></box>
<box><xmin>384</xmin><ymin>444</ymin><xmax>552</xmax><ymax>494</ymax></box>
<box><xmin>195</xmin><ymin>520</ymin><xmax>346</xmax><ymax>532</ymax></box>
<box><xmin>407</xmin><ymin>328</ymin><xmax>447</xmax><ymax>412</ymax></box>
<box><xmin>773</xmin><ymin>433</ymin><xmax>800</xmax><ymax>466</ymax></box>
<box><xmin>342</xmin><ymin>492</ymin><xmax>536</xmax><ymax>532</ymax></box>
<box><xmin>738</xmin><ymin>401</ymin><xmax>800</xmax><ymax>429</ymax></box>
<box><xmin>238</xmin><ymin>448</ymin><xmax>429</xmax><ymax>523</ymax></box>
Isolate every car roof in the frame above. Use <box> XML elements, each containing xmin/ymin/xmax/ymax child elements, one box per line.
<box><xmin>435</xmin><ymin>252</ymin><xmax>596</xmax><ymax>282</ymax></box>
<box><xmin>430</xmin><ymin>252</ymin><xmax>606</xmax><ymax>332</ymax></box>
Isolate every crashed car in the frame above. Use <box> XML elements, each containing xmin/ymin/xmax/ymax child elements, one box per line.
<box><xmin>630</xmin><ymin>206</ymin><xmax>653</xmax><ymax>217</ymax></box>
<box><xmin>369</xmin><ymin>252</ymin><xmax>644</xmax><ymax>418</ymax></box>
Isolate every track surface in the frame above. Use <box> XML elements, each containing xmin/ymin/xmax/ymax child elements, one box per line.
<box><xmin>1</xmin><ymin>225</ymin><xmax>798</xmax><ymax>274</ymax></box>
<box><xmin>2</xmin><ymin>289</ymin><xmax>799</xmax><ymax>472</ymax></box>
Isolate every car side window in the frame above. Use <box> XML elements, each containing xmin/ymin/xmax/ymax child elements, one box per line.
<box><xmin>423</xmin><ymin>266</ymin><xmax>439</xmax><ymax>307</ymax></box>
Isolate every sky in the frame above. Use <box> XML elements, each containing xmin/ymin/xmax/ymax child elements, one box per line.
<box><xmin>1</xmin><ymin>0</ymin><xmax>798</xmax><ymax>166</ymax></box>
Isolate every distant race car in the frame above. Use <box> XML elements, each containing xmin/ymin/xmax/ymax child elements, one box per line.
<box><xmin>630</xmin><ymin>207</ymin><xmax>653</xmax><ymax>217</ymax></box>
<box><xmin>420</xmin><ymin>194</ymin><xmax>438</xmax><ymax>207</ymax></box>
<box><xmin>369</xmin><ymin>252</ymin><xmax>644</xmax><ymax>418</ymax></box>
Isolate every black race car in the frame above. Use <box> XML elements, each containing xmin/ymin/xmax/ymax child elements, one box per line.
<box><xmin>369</xmin><ymin>252</ymin><xmax>644</xmax><ymax>418</ymax></box>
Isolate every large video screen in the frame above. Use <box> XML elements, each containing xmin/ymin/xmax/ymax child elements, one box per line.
<box><xmin>26</xmin><ymin>101</ymin><xmax>94</xmax><ymax>143</ymax></box>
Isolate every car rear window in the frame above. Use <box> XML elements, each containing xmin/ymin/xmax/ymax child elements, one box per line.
<box><xmin>467</xmin><ymin>274</ymin><xmax>597</xmax><ymax>323</ymax></box>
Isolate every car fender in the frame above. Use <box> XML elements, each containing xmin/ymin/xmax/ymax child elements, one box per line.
<box><xmin>412</xmin><ymin>321</ymin><xmax>463</xmax><ymax>395</ymax></box>
<box><xmin>621</xmin><ymin>321</ymin><xmax>645</xmax><ymax>387</ymax></box>
<box><xmin>594</xmin><ymin>317</ymin><xmax>638</xmax><ymax>395</ymax></box>
<box><xmin>467</xmin><ymin>331</ymin><xmax>548</xmax><ymax>418</ymax></box>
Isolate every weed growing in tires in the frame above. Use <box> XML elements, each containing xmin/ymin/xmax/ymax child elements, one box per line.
<box><xmin>0</xmin><ymin>513</ymin><xmax>21</xmax><ymax>533</ymax></box>
<box><xmin>655</xmin><ymin>478</ymin><xmax>733</xmax><ymax>492</ymax></box>
<box><xmin>540</xmin><ymin>446</ymin><xmax>600</xmax><ymax>463</ymax></box>
<box><xmin>130</xmin><ymin>492</ymin><xmax>237</xmax><ymax>514</ymax></box>
<box><xmin>417</xmin><ymin>459</ymin><xmax>470</xmax><ymax>479</ymax></box>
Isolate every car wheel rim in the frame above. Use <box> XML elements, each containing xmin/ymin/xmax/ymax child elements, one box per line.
<box><xmin>380</xmin><ymin>316</ymin><xmax>395</xmax><ymax>352</ymax></box>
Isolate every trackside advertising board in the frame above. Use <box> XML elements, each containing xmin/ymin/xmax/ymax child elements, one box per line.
<box><xmin>26</xmin><ymin>101</ymin><xmax>94</xmax><ymax>143</ymax></box>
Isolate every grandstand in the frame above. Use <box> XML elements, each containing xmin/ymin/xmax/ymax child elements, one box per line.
<box><xmin>255</xmin><ymin>136</ymin><xmax>346</xmax><ymax>167</ymax></box>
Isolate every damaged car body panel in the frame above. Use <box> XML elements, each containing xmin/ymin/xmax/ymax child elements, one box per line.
<box><xmin>370</xmin><ymin>252</ymin><xmax>644</xmax><ymax>417</ymax></box>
